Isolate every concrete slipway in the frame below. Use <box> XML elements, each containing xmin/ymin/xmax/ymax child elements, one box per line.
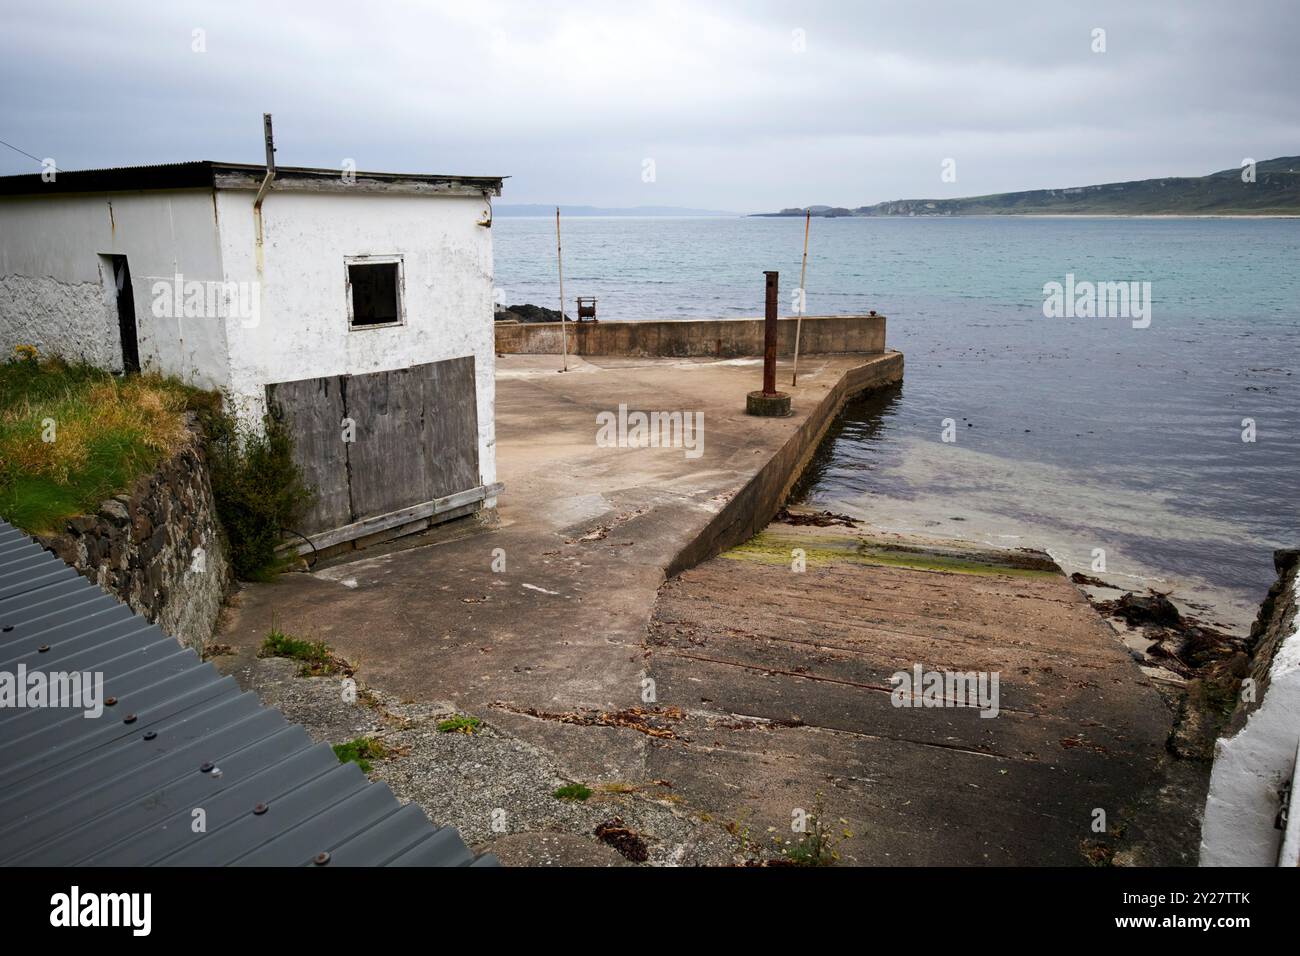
<box><xmin>215</xmin><ymin>349</ymin><xmax>1188</xmax><ymax>865</ymax></box>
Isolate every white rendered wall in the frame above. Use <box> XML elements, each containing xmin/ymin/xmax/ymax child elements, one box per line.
<box><xmin>215</xmin><ymin>188</ymin><xmax>498</xmax><ymax>492</ymax></box>
<box><xmin>1200</xmin><ymin>571</ymin><xmax>1300</xmax><ymax>866</ymax></box>
<box><xmin>0</xmin><ymin>190</ymin><xmax>229</xmax><ymax>387</ymax></box>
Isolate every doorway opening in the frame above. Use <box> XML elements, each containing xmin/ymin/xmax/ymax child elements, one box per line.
<box><xmin>100</xmin><ymin>254</ymin><xmax>139</xmax><ymax>374</ymax></box>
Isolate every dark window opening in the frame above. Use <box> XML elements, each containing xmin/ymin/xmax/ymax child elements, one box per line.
<box><xmin>348</xmin><ymin>261</ymin><xmax>401</xmax><ymax>327</ymax></box>
<box><xmin>105</xmin><ymin>254</ymin><xmax>140</xmax><ymax>373</ymax></box>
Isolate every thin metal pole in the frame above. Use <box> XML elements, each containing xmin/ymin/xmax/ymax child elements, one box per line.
<box><xmin>556</xmin><ymin>206</ymin><xmax>568</xmax><ymax>372</ymax></box>
<box><xmin>791</xmin><ymin>209</ymin><xmax>810</xmax><ymax>386</ymax></box>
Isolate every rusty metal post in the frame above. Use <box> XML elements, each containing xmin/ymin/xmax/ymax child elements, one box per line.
<box><xmin>762</xmin><ymin>270</ymin><xmax>779</xmax><ymax>395</ymax></box>
<box><xmin>746</xmin><ymin>271</ymin><xmax>791</xmax><ymax>416</ymax></box>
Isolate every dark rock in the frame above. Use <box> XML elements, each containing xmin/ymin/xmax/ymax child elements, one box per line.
<box><xmin>66</xmin><ymin>514</ymin><xmax>99</xmax><ymax>536</ymax></box>
<box><xmin>1108</xmin><ymin>591</ymin><xmax>1183</xmax><ymax>627</ymax></box>
<box><xmin>83</xmin><ymin>535</ymin><xmax>107</xmax><ymax>567</ymax></box>
<box><xmin>1227</xmin><ymin>651</ymin><xmax>1250</xmax><ymax>678</ymax></box>
<box><xmin>1147</xmin><ymin>633</ymin><xmax>1186</xmax><ymax>661</ymax></box>
<box><xmin>145</xmin><ymin>560</ymin><xmax>163</xmax><ymax>596</ymax></box>
<box><xmin>775</xmin><ymin>507</ymin><xmax>858</xmax><ymax>528</ymax></box>
<box><xmin>148</xmin><ymin>523</ymin><xmax>169</xmax><ymax>558</ymax></box>
<box><xmin>1070</xmin><ymin>572</ymin><xmax>1115</xmax><ymax>589</ymax></box>
<box><xmin>43</xmin><ymin>534</ymin><xmax>80</xmax><ymax>566</ymax></box>
<box><xmin>494</xmin><ymin>303</ymin><xmax>564</xmax><ymax>324</ymax></box>
<box><xmin>98</xmin><ymin>499</ymin><xmax>130</xmax><ymax>525</ymax></box>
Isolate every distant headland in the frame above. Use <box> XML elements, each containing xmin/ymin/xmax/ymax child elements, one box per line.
<box><xmin>496</xmin><ymin>204</ymin><xmax>740</xmax><ymax>217</ymax></box>
<box><xmin>755</xmin><ymin>157</ymin><xmax>1300</xmax><ymax>217</ymax></box>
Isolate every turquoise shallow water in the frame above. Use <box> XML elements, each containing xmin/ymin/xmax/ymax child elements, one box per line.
<box><xmin>495</xmin><ymin>216</ymin><xmax>1300</xmax><ymax>627</ymax></box>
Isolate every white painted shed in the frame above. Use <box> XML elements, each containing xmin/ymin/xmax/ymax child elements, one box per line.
<box><xmin>0</xmin><ymin>161</ymin><xmax>506</xmax><ymax>549</ymax></box>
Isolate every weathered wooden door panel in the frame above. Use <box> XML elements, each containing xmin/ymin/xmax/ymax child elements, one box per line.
<box><xmin>424</xmin><ymin>356</ymin><xmax>480</xmax><ymax>500</ymax></box>
<box><xmin>346</xmin><ymin>365</ymin><xmax>435</xmax><ymax>519</ymax></box>
<box><xmin>266</xmin><ymin>356</ymin><xmax>482</xmax><ymax>544</ymax></box>
<box><xmin>266</xmin><ymin>375</ymin><xmax>351</xmax><ymax>536</ymax></box>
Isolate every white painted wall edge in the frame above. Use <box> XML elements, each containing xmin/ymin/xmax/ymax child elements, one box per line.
<box><xmin>1199</xmin><ymin>569</ymin><xmax>1300</xmax><ymax>866</ymax></box>
<box><xmin>1278</xmin><ymin>738</ymin><xmax>1300</xmax><ymax>866</ymax></box>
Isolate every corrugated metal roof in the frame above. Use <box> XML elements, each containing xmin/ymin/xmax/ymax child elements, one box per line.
<box><xmin>0</xmin><ymin>520</ymin><xmax>496</xmax><ymax>867</ymax></box>
<box><xmin>0</xmin><ymin>161</ymin><xmax>217</xmax><ymax>195</ymax></box>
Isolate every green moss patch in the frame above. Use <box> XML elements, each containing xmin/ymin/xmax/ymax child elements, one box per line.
<box><xmin>726</xmin><ymin>530</ymin><xmax>1060</xmax><ymax>579</ymax></box>
<box><xmin>553</xmin><ymin>783</ymin><xmax>593</xmax><ymax>801</ymax></box>
<box><xmin>332</xmin><ymin>737</ymin><xmax>391</xmax><ymax>774</ymax></box>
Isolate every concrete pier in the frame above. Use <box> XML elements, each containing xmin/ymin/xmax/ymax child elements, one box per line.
<box><xmin>218</xmin><ymin>351</ymin><xmax>902</xmax><ymax>775</ymax></box>
<box><xmin>214</xmin><ymin>345</ymin><xmax>1186</xmax><ymax>864</ymax></box>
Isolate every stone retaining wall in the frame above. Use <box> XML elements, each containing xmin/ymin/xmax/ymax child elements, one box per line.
<box><xmin>38</xmin><ymin>414</ymin><xmax>229</xmax><ymax>653</ymax></box>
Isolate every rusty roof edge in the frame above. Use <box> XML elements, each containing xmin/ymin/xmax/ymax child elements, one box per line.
<box><xmin>0</xmin><ymin>161</ymin><xmax>507</xmax><ymax>198</ymax></box>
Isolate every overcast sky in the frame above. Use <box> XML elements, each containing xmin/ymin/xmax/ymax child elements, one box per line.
<box><xmin>1</xmin><ymin>0</ymin><xmax>1296</xmax><ymax>212</ymax></box>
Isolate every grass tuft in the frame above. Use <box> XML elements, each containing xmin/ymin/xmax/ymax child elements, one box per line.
<box><xmin>771</xmin><ymin>792</ymin><xmax>851</xmax><ymax>866</ymax></box>
<box><xmin>436</xmin><ymin>715</ymin><xmax>482</xmax><ymax>735</ymax></box>
<box><xmin>259</xmin><ymin>627</ymin><xmax>349</xmax><ymax>677</ymax></box>
<box><xmin>0</xmin><ymin>350</ymin><xmax>206</xmax><ymax>533</ymax></box>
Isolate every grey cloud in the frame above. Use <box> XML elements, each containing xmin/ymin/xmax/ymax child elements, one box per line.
<box><xmin>0</xmin><ymin>0</ymin><xmax>1295</xmax><ymax>210</ymax></box>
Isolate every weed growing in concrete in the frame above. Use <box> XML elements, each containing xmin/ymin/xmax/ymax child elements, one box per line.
<box><xmin>332</xmin><ymin>737</ymin><xmax>391</xmax><ymax>774</ymax></box>
<box><xmin>724</xmin><ymin>811</ymin><xmax>765</xmax><ymax>860</ymax></box>
<box><xmin>553</xmin><ymin>783</ymin><xmax>593</xmax><ymax>801</ymax></box>
<box><xmin>259</xmin><ymin>626</ymin><xmax>350</xmax><ymax>677</ymax></box>
<box><xmin>773</xmin><ymin>792</ymin><xmax>852</xmax><ymax>866</ymax></box>
<box><xmin>436</xmin><ymin>715</ymin><xmax>482</xmax><ymax>734</ymax></box>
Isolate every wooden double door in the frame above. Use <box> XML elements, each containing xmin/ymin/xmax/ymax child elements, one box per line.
<box><xmin>267</xmin><ymin>357</ymin><xmax>481</xmax><ymax>545</ymax></box>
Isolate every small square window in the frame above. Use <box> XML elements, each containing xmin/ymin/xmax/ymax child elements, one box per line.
<box><xmin>347</xmin><ymin>257</ymin><xmax>403</xmax><ymax>328</ymax></box>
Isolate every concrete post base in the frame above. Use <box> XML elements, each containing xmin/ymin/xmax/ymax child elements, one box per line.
<box><xmin>745</xmin><ymin>390</ymin><xmax>791</xmax><ymax>416</ymax></box>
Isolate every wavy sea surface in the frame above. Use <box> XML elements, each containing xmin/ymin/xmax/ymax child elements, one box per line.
<box><xmin>495</xmin><ymin>216</ymin><xmax>1300</xmax><ymax>629</ymax></box>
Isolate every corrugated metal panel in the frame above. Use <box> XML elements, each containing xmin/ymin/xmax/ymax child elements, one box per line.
<box><xmin>0</xmin><ymin>520</ymin><xmax>496</xmax><ymax>867</ymax></box>
<box><xmin>0</xmin><ymin>161</ymin><xmax>217</xmax><ymax>196</ymax></box>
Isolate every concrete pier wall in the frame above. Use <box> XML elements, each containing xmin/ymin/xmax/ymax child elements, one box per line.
<box><xmin>494</xmin><ymin>314</ymin><xmax>886</xmax><ymax>358</ymax></box>
<box><xmin>667</xmin><ymin>350</ymin><xmax>904</xmax><ymax>576</ymax></box>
